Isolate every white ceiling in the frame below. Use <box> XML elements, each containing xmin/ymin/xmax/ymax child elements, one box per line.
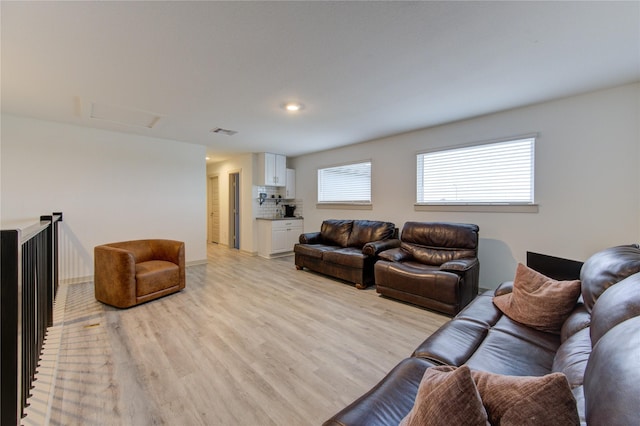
<box><xmin>2</xmin><ymin>1</ymin><xmax>639</xmax><ymax>162</ymax></box>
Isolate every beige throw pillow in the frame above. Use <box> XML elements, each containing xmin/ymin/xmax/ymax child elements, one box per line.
<box><xmin>493</xmin><ymin>263</ymin><xmax>581</xmax><ymax>334</ymax></box>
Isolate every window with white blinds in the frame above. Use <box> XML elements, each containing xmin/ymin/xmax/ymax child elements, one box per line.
<box><xmin>318</xmin><ymin>161</ymin><xmax>371</xmax><ymax>204</ymax></box>
<box><xmin>416</xmin><ymin>137</ymin><xmax>535</xmax><ymax>204</ymax></box>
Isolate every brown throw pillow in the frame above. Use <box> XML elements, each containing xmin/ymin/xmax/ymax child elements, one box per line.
<box><xmin>472</xmin><ymin>370</ymin><xmax>580</xmax><ymax>426</ymax></box>
<box><xmin>493</xmin><ymin>263</ymin><xmax>581</xmax><ymax>334</ymax></box>
<box><xmin>399</xmin><ymin>365</ymin><xmax>489</xmax><ymax>426</ymax></box>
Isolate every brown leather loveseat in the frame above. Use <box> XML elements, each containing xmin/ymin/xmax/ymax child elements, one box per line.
<box><xmin>324</xmin><ymin>244</ymin><xmax>640</xmax><ymax>425</ymax></box>
<box><xmin>94</xmin><ymin>239</ymin><xmax>185</xmax><ymax>308</ymax></box>
<box><xmin>375</xmin><ymin>222</ymin><xmax>480</xmax><ymax>315</ymax></box>
<box><xmin>294</xmin><ymin>219</ymin><xmax>396</xmax><ymax>288</ymax></box>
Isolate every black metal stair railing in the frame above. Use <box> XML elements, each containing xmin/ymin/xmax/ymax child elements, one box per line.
<box><xmin>1</xmin><ymin>212</ymin><xmax>63</xmax><ymax>425</ymax></box>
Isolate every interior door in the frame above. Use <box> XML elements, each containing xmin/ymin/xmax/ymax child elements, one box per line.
<box><xmin>229</xmin><ymin>172</ymin><xmax>240</xmax><ymax>249</ymax></box>
<box><xmin>209</xmin><ymin>176</ymin><xmax>220</xmax><ymax>243</ymax></box>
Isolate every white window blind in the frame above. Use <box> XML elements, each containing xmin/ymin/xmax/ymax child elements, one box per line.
<box><xmin>417</xmin><ymin>137</ymin><xmax>535</xmax><ymax>204</ymax></box>
<box><xmin>318</xmin><ymin>161</ymin><xmax>371</xmax><ymax>204</ymax></box>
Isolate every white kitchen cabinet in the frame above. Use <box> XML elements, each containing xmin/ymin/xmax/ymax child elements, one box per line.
<box><xmin>284</xmin><ymin>168</ymin><xmax>296</xmax><ymax>199</ymax></box>
<box><xmin>257</xmin><ymin>218</ymin><xmax>303</xmax><ymax>258</ymax></box>
<box><xmin>258</xmin><ymin>152</ymin><xmax>286</xmax><ymax>187</ymax></box>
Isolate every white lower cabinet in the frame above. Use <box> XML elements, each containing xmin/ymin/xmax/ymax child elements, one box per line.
<box><xmin>258</xmin><ymin>219</ymin><xmax>303</xmax><ymax>258</ymax></box>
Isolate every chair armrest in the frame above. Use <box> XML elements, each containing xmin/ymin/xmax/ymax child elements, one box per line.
<box><xmin>299</xmin><ymin>232</ymin><xmax>322</xmax><ymax>244</ymax></box>
<box><xmin>440</xmin><ymin>258</ymin><xmax>479</xmax><ymax>272</ymax></box>
<box><xmin>378</xmin><ymin>246</ymin><xmax>412</xmax><ymax>262</ymax></box>
<box><xmin>494</xmin><ymin>281</ymin><xmax>514</xmax><ymax>296</ymax></box>
<box><xmin>362</xmin><ymin>239</ymin><xmax>402</xmax><ymax>256</ymax></box>
<box><xmin>94</xmin><ymin>245</ymin><xmax>137</xmax><ymax>307</ymax></box>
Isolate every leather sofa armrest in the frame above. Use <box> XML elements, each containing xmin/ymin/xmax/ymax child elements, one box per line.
<box><xmin>440</xmin><ymin>258</ymin><xmax>478</xmax><ymax>272</ymax></box>
<box><xmin>362</xmin><ymin>239</ymin><xmax>402</xmax><ymax>256</ymax></box>
<box><xmin>378</xmin><ymin>246</ymin><xmax>412</xmax><ymax>262</ymax></box>
<box><xmin>299</xmin><ymin>232</ymin><xmax>322</xmax><ymax>244</ymax></box>
<box><xmin>494</xmin><ymin>281</ymin><xmax>514</xmax><ymax>296</ymax></box>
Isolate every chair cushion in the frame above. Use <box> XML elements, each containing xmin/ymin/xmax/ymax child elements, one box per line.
<box><xmin>375</xmin><ymin>261</ymin><xmax>460</xmax><ymax>304</ymax></box>
<box><xmin>493</xmin><ymin>263</ymin><xmax>581</xmax><ymax>334</ymax></box>
<box><xmin>401</xmin><ymin>222</ymin><xmax>479</xmax><ymax>250</ymax></box>
<box><xmin>135</xmin><ymin>260</ymin><xmax>180</xmax><ymax>297</ymax></box>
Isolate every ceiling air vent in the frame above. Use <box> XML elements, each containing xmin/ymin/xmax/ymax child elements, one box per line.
<box><xmin>210</xmin><ymin>127</ymin><xmax>238</xmax><ymax>136</ymax></box>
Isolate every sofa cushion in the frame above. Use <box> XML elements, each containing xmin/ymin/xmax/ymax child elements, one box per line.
<box><xmin>135</xmin><ymin>260</ymin><xmax>180</xmax><ymax>297</ymax></box>
<box><xmin>413</xmin><ymin>319</ymin><xmax>489</xmax><ymax>366</ymax></box>
<box><xmin>583</xmin><ymin>316</ymin><xmax>640</xmax><ymax>426</ymax></box>
<box><xmin>320</xmin><ymin>219</ymin><xmax>353</xmax><ymax>247</ymax></box>
<box><xmin>466</xmin><ymin>323</ymin><xmax>558</xmax><ymax>377</ymax></box>
<box><xmin>552</xmin><ymin>327</ymin><xmax>591</xmax><ymax>388</ymax></box>
<box><xmin>560</xmin><ymin>304</ymin><xmax>590</xmax><ymax>343</ymax></box>
<box><xmin>322</xmin><ymin>357</ymin><xmax>437</xmax><ymax>426</ymax></box>
<box><xmin>294</xmin><ymin>243</ymin><xmax>339</xmax><ymax>259</ymax></box>
<box><xmin>580</xmin><ymin>244</ymin><xmax>640</xmax><ymax>312</ymax></box>
<box><xmin>589</xmin><ymin>271</ymin><xmax>640</xmax><ymax>345</ymax></box>
<box><xmin>455</xmin><ymin>290</ymin><xmax>502</xmax><ymax>327</ymax></box>
<box><xmin>399</xmin><ymin>365</ymin><xmax>489</xmax><ymax>426</ymax></box>
<box><xmin>472</xmin><ymin>370</ymin><xmax>580</xmax><ymax>426</ymax></box>
<box><xmin>347</xmin><ymin>220</ymin><xmax>395</xmax><ymax>248</ymax></box>
<box><xmin>493</xmin><ymin>263</ymin><xmax>581</xmax><ymax>334</ymax></box>
<box><xmin>323</xmin><ymin>247</ymin><xmax>367</xmax><ymax>268</ymax></box>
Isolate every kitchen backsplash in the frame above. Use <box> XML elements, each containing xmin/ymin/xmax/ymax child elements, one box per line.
<box><xmin>254</xmin><ymin>186</ymin><xmax>303</xmax><ymax>219</ymax></box>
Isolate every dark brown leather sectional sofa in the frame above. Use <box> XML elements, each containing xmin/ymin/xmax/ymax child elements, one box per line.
<box><xmin>294</xmin><ymin>219</ymin><xmax>397</xmax><ymax>288</ymax></box>
<box><xmin>324</xmin><ymin>244</ymin><xmax>640</xmax><ymax>425</ymax></box>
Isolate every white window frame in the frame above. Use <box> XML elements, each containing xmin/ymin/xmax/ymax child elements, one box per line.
<box><xmin>415</xmin><ymin>135</ymin><xmax>538</xmax><ymax>213</ymax></box>
<box><xmin>317</xmin><ymin>160</ymin><xmax>372</xmax><ymax>208</ymax></box>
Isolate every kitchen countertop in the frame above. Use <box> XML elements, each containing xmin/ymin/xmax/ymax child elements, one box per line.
<box><xmin>256</xmin><ymin>217</ymin><xmax>303</xmax><ymax>221</ymax></box>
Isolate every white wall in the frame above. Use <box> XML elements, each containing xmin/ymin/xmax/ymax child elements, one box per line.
<box><xmin>1</xmin><ymin>115</ymin><xmax>208</xmax><ymax>282</ymax></box>
<box><xmin>206</xmin><ymin>153</ymin><xmax>258</xmax><ymax>255</ymax></box>
<box><xmin>291</xmin><ymin>83</ymin><xmax>640</xmax><ymax>289</ymax></box>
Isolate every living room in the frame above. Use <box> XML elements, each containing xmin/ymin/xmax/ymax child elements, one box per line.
<box><xmin>1</xmin><ymin>1</ymin><xmax>639</xmax><ymax>425</ymax></box>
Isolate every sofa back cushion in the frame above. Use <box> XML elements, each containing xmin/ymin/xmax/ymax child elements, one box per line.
<box><xmin>580</xmin><ymin>244</ymin><xmax>640</xmax><ymax>312</ymax></box>
<box><xmin>399</xmin><ymin>222</ymin><xmax>479</xmax><ymax>266</ymax></box>
<box><xmin>320</xmin><ymin>220</ymin><xmax>353</xmax><ymax>247</ymax></box>
<box><xmin>589</xmin><ymin>272</ymin><xmax>640</xmax><ymax>346</ymax></box>
<box><xmin>347</xmin><ymin>220</ymin><xmax>395</xmax><ymax>248</ymax></box>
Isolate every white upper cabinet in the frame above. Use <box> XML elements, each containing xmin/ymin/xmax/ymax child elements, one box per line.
<box><xmin>258</xmin><ymin>153</ymin><xmax>286</xmax><ymax>187</ymax></box>
<box><xmin>285</xmin><ymin>168</ymin><xmax>296</xmax><ymax>199</ymax></box>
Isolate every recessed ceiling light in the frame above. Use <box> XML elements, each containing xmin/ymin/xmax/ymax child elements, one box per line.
<box><xmin>283</xmin><ymin>102</ymin><xmax>304</xmax><ymax>112</ymax></box>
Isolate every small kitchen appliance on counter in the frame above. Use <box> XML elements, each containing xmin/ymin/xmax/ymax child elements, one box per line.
<box><xmin>283</xmin><ymin>204</ymin><xmax>296</xmax><ymax>218</ymax></box>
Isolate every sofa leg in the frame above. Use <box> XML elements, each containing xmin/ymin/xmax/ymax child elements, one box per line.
<box><xmin>295</xmin><ymin>265</ymin><xmax>304</xmax><ymax>270</ymax></box>
<box><xmin>355</xmin><ymin>283</ymin><xmax>367</xmax><ymax>290</ymax></box>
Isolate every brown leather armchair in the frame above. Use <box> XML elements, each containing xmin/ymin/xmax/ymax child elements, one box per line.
<box><xmin>375</xmin><ymin>222</ymin><xmax>479</xmax><ymax>315</ymax></box>
<box><xmin>94</xmin><ymin>239</ymin><xmax>185</xmax><ymax>308</ymax></box>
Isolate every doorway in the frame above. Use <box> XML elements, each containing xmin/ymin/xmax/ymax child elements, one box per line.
<box><xmin>208</xmin><ymin>176</ymin><xmax>220</xmax><ymax>244</ymax></box>
<box><xmin>229</xmin><ymin>172</ymin><xmax>240</xmax><ymax>249</ymax></box>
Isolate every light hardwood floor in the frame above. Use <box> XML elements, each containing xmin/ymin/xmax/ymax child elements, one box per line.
<box><xmin>28</xmin><ymin>244</ymin><xmax>448</xmax><ymax>425</ymax></box>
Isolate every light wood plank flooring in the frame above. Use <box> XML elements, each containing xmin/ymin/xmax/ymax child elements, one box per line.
<box><xmin>30</xmin><ymin>244</ymin><xmax>448</xmax><ymax>425</ymax></box>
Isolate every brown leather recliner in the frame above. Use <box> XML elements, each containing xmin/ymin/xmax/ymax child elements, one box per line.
<box><xmin>375</xmin><ymin>222</ymin><xmax>479</xmax><ymax>315</ymax></box>
<box><xmin>94</xmin><ymin>239</ymin><xmax>185</xmax><ymax>308</ymax></box>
